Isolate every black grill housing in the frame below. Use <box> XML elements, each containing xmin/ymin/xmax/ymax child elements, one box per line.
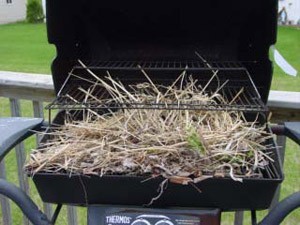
<box><xmin>29</xmin><ymin>0</ymin><xmax>283</xmax><ymax>210</ymax></box>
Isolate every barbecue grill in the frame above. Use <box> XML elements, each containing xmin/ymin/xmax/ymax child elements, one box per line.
<box><xmin>31</xmin><ymin>0</ymin><xmax>282</xmax><ymax>209</ymax></box>
<box><xmin>0</xmin><ymin>0</ymin><xmax>300</xmax><ymax>225</ymax></box>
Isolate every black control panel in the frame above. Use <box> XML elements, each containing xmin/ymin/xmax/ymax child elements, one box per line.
<box><xmin>88</xmin><ymin>206</ymin><xmax>220</xmax><ymax>225</ymax></box>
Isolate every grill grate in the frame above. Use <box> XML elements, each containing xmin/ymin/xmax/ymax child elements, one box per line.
<box><xmin>74</xmin><ymin>60</ymin><xmax>246</xmax><ymax>71</ymax></box>
<box><xmin>47</xmin><ymin>84</ymin><xmax>266</xmax><ymax>112</ymax></box>
<box><xmin>46</xmin><ymin>60</ymin><xmax>267</xmax><ymax>113</ymax></box>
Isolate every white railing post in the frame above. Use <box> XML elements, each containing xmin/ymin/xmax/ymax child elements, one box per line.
<box><xmin>270</xmin><ymin>135</ymin><xmax>287</xmax><ymax>210</ymax></box>
<box><xmin>32</xmin><ymin>100</ymin><xmax>53</xmax><ymax>219</ymax></box>
<box><xmin>67</xmin><ymin>206</ymin><xmax>78</xmax><ymax>225</ymax></box>
<box><xmin>0</xmin><ymin>161</ymin><xmax>12</xmax><ymax>225</ymax></box>
<box><xmin>234</xmin><ymin>211</ymin><xmax>244</xmax><ymax>225</ymax></box>
<box><xmin>9</xmin><ymin>98</ymin><xmax>30</xmax><ymax>225</ymax></box>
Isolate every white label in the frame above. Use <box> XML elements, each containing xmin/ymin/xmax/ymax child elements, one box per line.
<box><xmin>106</xmin><ymin>216</ymin><xmax>132</xmax><ymax>224</ymax></box>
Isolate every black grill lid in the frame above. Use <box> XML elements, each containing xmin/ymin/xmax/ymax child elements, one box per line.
<box><xmin>46</xmin><ymin>0</ymin><xmax>278</xmax><ymax>102</ymax></box>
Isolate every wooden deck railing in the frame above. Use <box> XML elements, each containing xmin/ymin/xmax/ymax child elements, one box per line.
<box><xmin>0</xmin><ymin>71</ymin><xmax>299</xmax><ymax>225</ymax></box>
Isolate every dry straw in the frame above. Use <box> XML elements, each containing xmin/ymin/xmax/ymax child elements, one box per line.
<box><xmin>26</xmin><ymin>62</ymin><xmax>275</xmax><ymax>185</ymax></box>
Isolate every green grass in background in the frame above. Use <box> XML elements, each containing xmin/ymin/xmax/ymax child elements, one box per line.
<box><xmin>0</xmin><ymin>22</ymin><xmax>55</xmax><ymax>74</ymax></box>
<box><xmin>0</xmin><ymin>23</ymin><xmax>299</xmax><ymax>225</ymax></box>
<box><xmin>272</xmin><ymin>26</ymin><xmax>300</xmax><ymax>91</ymax></box>
<box><xmin>0</xmin><ymin>23</ymin><xmax>299</xmax><ymax>91</ymax></box>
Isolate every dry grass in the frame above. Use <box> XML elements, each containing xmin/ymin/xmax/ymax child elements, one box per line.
<box><xmin>26</xmin><ymin>63</ymin><xmax>275</xmax><ymax>185</ymax></box>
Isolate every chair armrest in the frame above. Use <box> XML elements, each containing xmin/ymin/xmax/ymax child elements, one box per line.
<box><xmin>259</xmin><ymin>192</ymin><xmax>300</xmax><ymax>225</ymax></box>
<box><xmin>0</xmin><ymin>179</ymin><xmax>51</xmax><ymax>225</ymax></box>
<box><xmin>284</xmin><ymin>122</ymin><xmax>300</xmax><ymax>146</ymax></box>
<box><xmin>271</xmin><ymin>122</ymin><xmax>300</xmax><ymax>146</ymax></box>
<box><xmin>0</xmin><ymin>117</ymin><xmax>44</xmax><ymax>162</ymax></box>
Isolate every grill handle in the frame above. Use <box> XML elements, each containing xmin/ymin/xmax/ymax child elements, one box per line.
<box><xmin>0</xmin><ymin>179</ymin><xmax>52</xmax><ymax>225</ymax></box>
<box><xmin>259</xmin><ymin>192</ymin><xmax>300</xmax><ymax>225</ymax></box>
<box><xmin>271</xmin><ymin>122</ymin><xmax>300</xmax><ymax>146</ymax></box>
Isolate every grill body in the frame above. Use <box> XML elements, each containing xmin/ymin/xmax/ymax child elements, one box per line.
<box><xmin>29</xmin><ymin>0</ymin><xmax>284</xmax><ymax>210</ymax></box>
<box><xmin>31</xmin><ymin>112</ymin><xmax>283</xmax><ymax>210</ymax></box>
<box><xmin>34</xmin><ymin>173</ymin><xmax>281</xmax><ymax>210</ymax></box>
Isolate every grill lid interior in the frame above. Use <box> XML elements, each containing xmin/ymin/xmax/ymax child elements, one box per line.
<box><xmin>46</xmin><ymin>0</ymin><xmax>277</xmax><ymax>103</ymax></box>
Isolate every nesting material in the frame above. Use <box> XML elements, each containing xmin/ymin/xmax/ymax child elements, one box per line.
<box><xmin>26</xmin><ymin>66</ymin><xmax>275</xmax><ymax>184</ymax></box>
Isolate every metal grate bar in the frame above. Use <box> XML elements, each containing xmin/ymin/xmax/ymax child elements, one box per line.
<box><xmin>47</xmin><ymin>86</ymin><xmax>267</xmax><ymax>112</ymax></box>
<box><xmin>79</xmin><ymin>60</ymin><xmax>246</xmax><ymax>71</ymax></box>
<box><xmin>47</xmin><ymin>61</ymin><xmax>267</xmax><ymax>112</ymax></box>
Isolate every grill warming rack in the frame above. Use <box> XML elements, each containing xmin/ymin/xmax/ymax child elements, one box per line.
<box><xmin>46</xmin><ymin>60</ymin><xmax>267</xmax><ymax>114</ymax></box>
<box><xmin>74</xmin><ymin>60</ymin><xmax>246</xmax><ymax>71</ymax></box>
